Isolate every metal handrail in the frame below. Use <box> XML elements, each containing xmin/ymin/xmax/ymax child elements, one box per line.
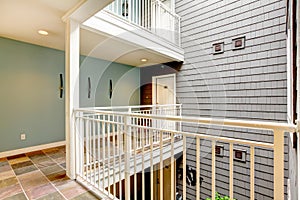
<box><xmin>73</xmin><ymin>105</ymin><xmax>295</xmax><ymax>200</ymax></box>
<box><xmin>75</xmin><ymin>108</ymin><xmax>296</xmax><ymax>132</ymax></box>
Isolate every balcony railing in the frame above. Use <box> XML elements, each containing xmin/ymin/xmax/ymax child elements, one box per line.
<box><xmin>73</xmin><ymin>104</ymin><xmax>296</xmax><ymax>200</ymax></box>
<box><xmin>104</xmin><ymin>0</ymin><xmax>181</xmax><ymax>46</ymax></box>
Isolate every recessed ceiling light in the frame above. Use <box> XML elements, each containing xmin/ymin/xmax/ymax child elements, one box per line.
<box><xmin>140</xmin><ymin>58</ymin><xmax>148</xmax><ymax>62</ymax></box>
<box><xmin>38</xmin><ymin>30</ymin><xmax>49</xmax><ymax>36</ymax></box>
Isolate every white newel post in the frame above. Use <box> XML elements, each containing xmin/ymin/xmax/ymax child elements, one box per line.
<box><xmin>65</xmin><ymin>19</ymin><xmax>80</xmax><ymax>179</ymax></box>
<box><xmin>124</xmin><ymin>108</ymin><xmax>132</xmax><ymax>200</ymax></box>
<box><xmin>297</xmin><ymin>0</ymin><xmax>300</xmax><ymax>199</ymax></box>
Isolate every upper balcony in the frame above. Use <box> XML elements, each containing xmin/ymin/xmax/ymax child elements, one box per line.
<box><xmin>104</xmin><ymin>0</ymin><xmax>181</xmax><ymax>46</ymax></box>
<box><xmin>80</xmin><ymin>0</ymin><xmax>184</xmax><ymax>65</ymax></box>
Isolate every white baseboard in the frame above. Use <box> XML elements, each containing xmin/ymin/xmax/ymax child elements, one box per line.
<box><xmin>0</xmin><ymin>141</ymin><xmax>66</xmax><ymax>158</ymax></box>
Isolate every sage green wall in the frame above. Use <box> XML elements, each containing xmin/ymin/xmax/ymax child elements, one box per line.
<box><xmin>0</xmin><ymin>37</ymin><xmax>65</xmax><ymax>152</ymax></box>
<box><xmin>0</xmin><ymin>37</ymin><xmax>140</xmax><ymax>153</ymax></box>
<box><xmin>80</xmin><ymin>56</ymin><xmax>140</xmax><ymax>107</ymax></box>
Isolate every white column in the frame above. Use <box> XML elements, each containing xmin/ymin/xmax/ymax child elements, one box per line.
<box><xmin>297</xmin><ymin>0</ymin><xmax>300</xmax><ymax>199</ymax></box>
<box><xmin>65</xmin><ymin>19</ymin><xmax>80</xmax><ymax>179</ymax></box>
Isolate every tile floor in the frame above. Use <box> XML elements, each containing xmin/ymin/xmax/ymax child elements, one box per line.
<box><xmin>0</xmin><ymin>146</ymin><xmax>101</xmax><ymax>200</ymax></box>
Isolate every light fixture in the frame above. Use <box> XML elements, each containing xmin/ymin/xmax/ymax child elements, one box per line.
<box><xmin>38</xmin><ymin>30</ymin><xmax>49</xmax><ymax>36</ymax></box>
<box><xmin>140</xmin><ymin>58</ymin><xmax>148</xmax><ymax>62</ymax></box>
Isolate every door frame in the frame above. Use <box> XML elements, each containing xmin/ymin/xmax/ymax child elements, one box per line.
<box><xmin>152</xmin><ymin>73</ymin><xmax>176</xmax><ymax>105</ymax></box>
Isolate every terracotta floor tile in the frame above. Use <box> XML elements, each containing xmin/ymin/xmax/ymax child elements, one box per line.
<box><xmin>36</xmin><ymin>191</ymin><xmax>65</xmax><ymax>200</ymax></box>
<box><xmin>0</xmin><ymin>182</ymin><xmax>23</xmax><ymax>199</ymax></box>
<box><xmin>35</xmin><ymin>159</ymin><xmax>56</xmax><ymax>168</ymax></box>
<box><xmin>14</xmin><ymin>165</ymin><xmax>38</xmax><ymax>176</ymax></box>
<box><xmin>0</xmin><ymin>177</ymin><xmax>18</xmax><ymax>189</ymax></box>
<box><xmin>11</xmin><ymin>160</ymin><xmax>34</xmax><ymax>169</ymax></box>
<box><xmin>0</xmin><ymin>158</ymin><xmax>8</xmax><ymax>167</ymax></box>
<box><xmin>42</xmin><ymin>148</ymin><xmax>60</xmax><ymax>154</ymax></box>
<box><xmin>8</xmin><ymin>157</ymin><xmax>31</xmax><ymax>165</ymax></box>
<box><xmin>0</xmin><ymin>157</ymin><xmax>7</xmax><ymax>162</ymax></box>
<box><xmin>71</xmin><ymin>192</ymin><xmax>100</xmax><ymax>200</ymax></box>
<box><xmin>46</xmin><ymin>170</ymin><xmax>67</xmax><ymax>182</ymax></box>
<box><xmin>0</xmin><ymin>146</ymin><xmax>100</xmax><ymax>200</ymax></box>
<box><xmin>28</xmin><ymin>154</ymin><xmax>49</xmax><ymax>163</ymax></box>
<box><xmin>26</xmin><ymin>150</ymin><xmax>44</xmax><ymax>157</ymax></box>
<box><xmin>57</xmin><ymin>180</ymin><xmax>87</xmax><ymax>199</ymax></box>
<box><xmin>25</xmin><ymin>183</ymin><xmax>57</xmax><ymax>200</ymax></box>
<box><xmin>52</xmin><ymin>177</ymin><xmax>72</xmax><ymax>187</ymax></box>
<box><xmin>0</xmin><ymin>170</ymin><xmax>15</xmax><ymax>181</ymax></box>
<box><xmin>52</xmin><ymin>156</ymin><xmax>66</xmax><ymax>164</ymax></box>
<box><xmin>56</xmin><ymin>146</ymin><xmax>66</xmax><ymax>152</ymax></box>
<box><xmin>7</xmin><ymin>154</ymin><xmax>26</xmax><ymax>160</ymax></box>
<box><xmin>0</xmin><ymin>165</ymin><xmax>12</xmax><ymax>173</ymax></box>
<box><xmin>18</xmin><ymin>171</ymin><xmax>49</xmax><ymax>191</ymax></box>
<box><xmin>3</xmin><ymin>192</ymin><xmax>27</xmax><ymax>200</ymax></box>
<box><xmin>48</xmin><ymin>152</ymin><xmax>65</xmax><ymax>158</ymax></box>
<box><xmin>40</xmin><ymin>164</ymin><xmax>63</xmax><ymax>176</ymax></box>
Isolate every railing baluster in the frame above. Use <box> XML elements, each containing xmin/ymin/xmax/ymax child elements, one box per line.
<box><xmin>124</xmin><ymin>114</ymin><xmax>131</xmax><ymax>200</ymax></box>
<box><xmin>250</xmin><ymin>145</ymin><xmax>255</xmax><ymax>200</ymax></box>
<box><xmin>139</xmin><ymin>118</ymin><xmax>142</xmax><ymax>149</ymax></box>
<box><xmin>117</xmin><ymin>119</ymin><xmax>122</xmax><ymax>200</ymax></box>
<box><xmin>89</xmin><ymin>119</ymin><xmax>92</xmax><ymax>183</ymax></box>
<box><xmin>274</xmin><ymin>130</ymin><xmax>284</xmax><ymax>200</ymax></box>
<box><xmin>85</xmin><ymin>119</ymin><xmax>89</xmax><ymax>181</ymax></box>
<box><xmin>97</xmin><ymin>117</ymin><xmax>101</xmax><ymax>190</ymax></box>
<box><xmin>79</xmin><ymin>117</ymin><xmax>84</xmax><ymax>178</ymax></box>
<box><xmin>183</xmin><ymin>135</ymin><xmax>186</xmax><ymax>200</ymax></box>
<box><xmin>112</xmin><ymin>115</ymin><xmax>116</xmax><ymax>198</ymax></box>
<box><xmin>142</xmin><ymin>127</ymin><xmax>145</xmax><ymax>200</ymax></box>
<box><xmin>171</xmin><ymin>132</ymin><xmax>175</xmax><ymax>200</ymax></box>
<box><xmin>229</xmin><ymin>143</ymin><xmax>234</xmax><ymax>199</ymax></box>
<box><xmin>92</xmin><ymin>115</ymin><xmax>96</xmax><ymax>186</ymax></box>
<box><xmin>134</xmin><ymin>126</ymin><xmax>137</xmax><ymax>200</ymax></box>
<box><xmin>160</xmin><ymin>130</ymin><xmax>163</xmax><ymax>200</ymax></box>
<box><xmin>211</xmin><ymin>140</ymin><xmax>216</xmax><ymax>200</ymax></box>
<box><xmin>102</xmin><ymin>120</ymin><xmax>106</xmax><ymax>192</ymax></box>
<box><xmin>74</xmin><ymin>114</ymin><xmax>79</xmax><ymax>177</ymax></box>
<box><xmin>107</xmin><ymin>115</ymin><xmax>111</xmax><ymax>191</ymax></box>
<box><xmin>196</xmin><ymin>136</ymin><xmax>200</xmax><ymax>200</ymax></box>
<box><xmin>150</xmin><ymin>128</ymin><xmax>154</xmax><ymax>200</ymax></box>
<box><xmin>77</xmin><ymin>115</ymin><xmax>83</xmax><ymax>178</ymax></box>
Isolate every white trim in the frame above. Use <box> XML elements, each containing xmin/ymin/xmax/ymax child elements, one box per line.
<box><xmin>62</xmin><ymin>0</ymin><xmax>114</xmax><ymax>23</ymax></box>
<box><xmin>152</xmin><ymin>73</ymin><xmax>176</xmax><ymax>105</ymax></box>
<box><xmin>82</xmin><ymin>11</ymin><xmax>184</xmax><ymax>61</ymax></box>
<box><xmin>0</xmin><ymin>141</ymin><xmax>66</xmax><ymax>158</ymax></box>
<box><xmin>296</xmin><ymin>1</ymin><xmax>300</xmax><ymax>199</ymax></box>
<box><xmin>287</xmin><ymin>29</ymin><xmax>292</xmax><ymax>124</ymax></box>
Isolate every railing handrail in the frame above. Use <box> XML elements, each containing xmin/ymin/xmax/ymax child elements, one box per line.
<box><xmin>74</xmin><ymin>108</ymin><xmax>296</xmax><ymax>132</ymax></box>
<box><xmin>74</xmin><ymin>105</ymin><xmax>295</xmax><ymax>200</ymax></box>
<box><xmin>75</xmin><ymin>104</ymin><xmax>182</xmax><ymax>111</ymax></box>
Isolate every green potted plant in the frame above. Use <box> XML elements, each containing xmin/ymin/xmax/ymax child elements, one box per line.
<box><xmin>205</xmin><ymin>192</ymin><xmax>236</xmax><ymax>200</ymax></box>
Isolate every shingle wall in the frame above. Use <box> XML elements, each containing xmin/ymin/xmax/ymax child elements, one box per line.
<box><xmin>175</xmin><ymin>0</ymin><xmax>288</xmax><ymax>199</ymax></box>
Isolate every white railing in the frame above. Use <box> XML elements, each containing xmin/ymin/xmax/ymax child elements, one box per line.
<box><xmin>104</xmin><ymin>0</ymin><xmax>181</xmax><ymax>46</ymax></box>
<box><xmin>73</xmin><ymin>105</ymin><xmax>296</xmax><ymax>200</ymax></box>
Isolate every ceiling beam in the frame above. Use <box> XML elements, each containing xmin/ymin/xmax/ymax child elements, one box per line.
<box><xmin>62</xmin><ymin>0</ymin><xmax>113</xmax><ymax>23</ymax></box>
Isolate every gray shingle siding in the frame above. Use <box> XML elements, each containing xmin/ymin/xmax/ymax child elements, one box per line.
<box><xmin>175</xmin><ymin>0</ymin><xmax>288</xmax><ymax>199</ymax></box>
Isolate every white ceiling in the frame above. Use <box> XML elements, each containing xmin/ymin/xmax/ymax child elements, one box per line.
<box><xmin>0</xmin><ymin>0</ymin><xmax>173</xmax><ymax>67</ymax></box>
<box><xmin>0</xmin><ymin>0</ymin><xmax>82</xmax><ymax>50</ymax></box>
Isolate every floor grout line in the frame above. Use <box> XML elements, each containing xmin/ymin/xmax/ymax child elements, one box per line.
<box><xmin>31</xmin><ymin>148</ymin><xmax>69</xmax><ymax>200</ymax></box>
<box><xmin>2</xmin><ymin>146</ymin><xmax>97</xmax><ymax>200</ymax></box>
<box><xmin>7</xmin><ymin>158</ymin><xmax>30</xmax><ymax>200</ymax></box>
